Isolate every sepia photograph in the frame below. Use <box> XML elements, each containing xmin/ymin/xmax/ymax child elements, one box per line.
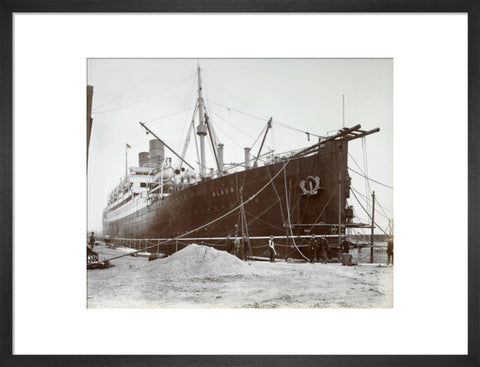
<box><xmin>86</xmin><ymin>58</ymin><xmax>393</xmax><ymax>309</ymax></box>
<box><xmin>6</xmin><ymin>8</ymin><xmax>471</xmax><ymax>362</ymax></box>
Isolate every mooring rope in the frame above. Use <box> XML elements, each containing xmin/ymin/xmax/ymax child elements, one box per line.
<box><xmin>348</xmin><ymin>166</ymin><xmax>393</xmax><ymax>190</ymax></box>
<box><xmin>283</xmin><ymin>163</ymin><xmax>310</xmax><ymax>262</ymax></box>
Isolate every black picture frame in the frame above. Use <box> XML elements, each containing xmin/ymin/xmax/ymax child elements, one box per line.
<box><xmin>1</xmin><ymin>1</ymin><xmax>478</xmax><ymax>366</ymax></box>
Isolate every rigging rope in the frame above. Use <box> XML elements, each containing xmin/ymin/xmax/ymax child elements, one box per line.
<box><xmin>204</xmin><ymin>112</ymin><xmax>244</xmax><ymax>150</ymax></box>
<box><xmin>92</xmin><ymin>72</ymin><xmax>155</xmax><ymax>111</ymax></box>
<box><xmin>265</xmin><ymin>164</ymin><xmax>287</xmax><ymax>233</ymax></box>
<box><xmin>207</xmin><ymin>109</ymin><xmax>274</xmax><ymax>164</ymax></box>
<box><xmin>176</xmin><ymin>74</ymin><xmax>198</xmax><ymax>150</ymax></box>
<box><xmin>351</xmin><ymin>187</ymin><xmax>391</xmax><ymax>222</ymax></box>
<box><xmin>348</xmin><ymin>167</ymin><xmax>393</xmax><ymax>190</ymax></box>
<box><xmin>375</xmin><ymin>195</ymin><xmax>392</xmax><ymax>220</ymax></box>
<box><xmin>348</xmin><ymin>152</ymin><xmax>365</xmax><ymax>175</ymax></box>
<box><xmin>144</xmin><ymin>106</ymin><xmax>196</xmax><ymax>124</ymax></box>
<box><xmin>245</xmin><ymin>209</ymin><xmax>285</xmax><ymax>232</ymax></box>
<box><xmin>208</xmin><ymin>100</ymin><xmax>268</xmax><ymax>121</ymax></box>
<box><xmin>283</xmin><ymin>163</ymin><xmax>310</xmax><ymax>261</ymax></box>
<box><xmin>202</xmin><ymin>70</ymin><xmax>270</xmax><ymax>120</ymax></box>
<box><xmin>350</xmin><ymin>189</ymin><xmax>388</xmax><ymax>235</ymax></box>
<box><xmin>274</xmin><ymin>121</ymin><xmax>323</xmax><ymax>139</ymax></box>
<box><xmin>361</xmin><ymin>137</ymin><xmax>372</xmax><ymax>213</ymax></box>
<box><xmin>305</xmin><ymin>187</ymin><xmax>337</xmax><ymax>237</ymax></box>
<box><xmin>93</xmin><ymin>74</ymin><xmax>193</xmax><ymax>114</ymax></box>
<box><xmin>208</xmin><ymin>100</ymin><xmax>323</xmax><ymax>139</ymax></box>
<box><xmin>250</xmin><ymin>124</ymin><xmax>268</xmax><ymax>151</ymax></box>
<box><xmin>209</xmin><ymin>109</ymin><xmax>257</xmax><ymax>141</ymax></box>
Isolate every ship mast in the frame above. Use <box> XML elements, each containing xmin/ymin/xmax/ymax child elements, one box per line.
<box><xmin>196</xmin><ymin>63</ymin><xmax>208</xmax><ymax>176</ymax></box>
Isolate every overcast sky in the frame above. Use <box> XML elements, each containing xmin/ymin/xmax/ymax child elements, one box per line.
<box><xmin>87</xmin><ymin>58</ymin><xmax>393</xmax><ymax>235</ymax></box>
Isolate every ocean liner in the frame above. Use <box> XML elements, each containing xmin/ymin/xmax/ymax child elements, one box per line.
<box><xmin>100</xmin><ymin>64</ymin><xmax>380</xmax><ymax>259</ymax></box>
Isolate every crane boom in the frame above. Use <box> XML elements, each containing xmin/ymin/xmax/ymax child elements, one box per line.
<box><xmin>254</xmin><ymin>118</ymin><xmax>272</xmax><ymax>167</ymax></box>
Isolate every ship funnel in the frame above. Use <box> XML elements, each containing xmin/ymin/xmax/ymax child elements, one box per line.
<box><xmin>244</xmin><ymin>147</ymin><xmax>251</xmax><ymax>169</ymax></box>
<box><xmin>149</xmin><ymin>139</ymin><xmax>164</xmax><ymax>167</ymax></box>
<box><xmin>138</xmin><ymin>152</ymin><xmax>149</xmax><ymax>167</ymax></box>
<box><xmin>218</xmin><ymin>143</ymin><xmax>224</xmax><ymax>173</ymax></box>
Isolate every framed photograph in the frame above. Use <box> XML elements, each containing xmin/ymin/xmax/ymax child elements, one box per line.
<box><xmin>2</xmin><ymin>2</ymin><xmax>477</xmax><ymax>366</ymax></box>
<box><xmin>87</xmin><ymin>57</ymin><xmax>393</xmax><ymax>309</ymax></box>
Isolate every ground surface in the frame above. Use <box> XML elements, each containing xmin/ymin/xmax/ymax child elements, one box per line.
<box><xmin>87</xmin><ymin>243</ymin><xmax>393</xmax><ymax>308</ymax></box>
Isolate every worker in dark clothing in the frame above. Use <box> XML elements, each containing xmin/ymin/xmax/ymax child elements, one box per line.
<box><xmin>268</xmin><ymin>235</ymin><xmax>277</xmax><ymax>262</ymax></box>
<box><xmin>225</xmin><ymin>234</ymin><xmax>233</xmax><ymax>254</ymax></box>
<box><xmin>309</xmin><ymin>234</ymin><xmax>319</xmax><ymax>263</ymax></box>
<box><xmin>242</xmin><ymin>236</ymin><xmax>251</xmax><ymax>261</ymax></box>
<box><xmin>387</xmin><ymin>238</ymin><xmax>394</xmax><ymax>265</ymax></box>
<box><xmin>341</xmin><ymin>237</ymin><xmax>350</xmax><ymax>254</ymax></box>
<box><xmin>319</xmin><ymin>235</ymin><xmax>329</xmax><ymax>262</ymax></box>
<box><xmin>89</xmin><ymin>232</ymin><xmax>95</xmax><ymax>249</ymax></box>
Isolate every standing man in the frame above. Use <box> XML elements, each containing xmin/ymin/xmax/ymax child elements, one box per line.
<box><xmin>242</xmin><ymin>235</ymin><xmax>250</xmax><ymax>261</ymax></box>
<box><xmin>342</xmin><ymin>237</ymin><xmax>350</xmax><ymax>254</ymax></box>
<box><xmin>89</xmin><ymin>232</ymin><xmax>95</xmax><ymax>249</ymax></box>
<box><xmin>309</xmin><ymin>234</ymin><xmax>318</xmax><ymax>263</ymax></box>
<box><xmin>319</xmin><ymin>235</ymin><xmax>329</xmax><ymax>262</ymax></box>
<box><xmin>225</xmin><ymin>234</ymin><xmax>233</xmax><ymax>254</ymax></box>
<box><xmin>243</xmin><ymin>236</ymin><xmax>251</xmax><ymax>261</ymax></box>
<box><xmin>387</xmin><ymin>237</ymin><xmax>394</xmax><ymax>265</ymax></box>
<box><xmin>268</xmin><ymin>235</ymin><xmax>277</xmax><ymax>262</ymax></box>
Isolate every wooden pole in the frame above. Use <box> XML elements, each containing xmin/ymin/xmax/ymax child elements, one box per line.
<box><xmin>338</xmin><ymin>171</ymin><xmax>342</xmax><ymax>257</ymax></box>
<box><xmin>370</xmin><ymin>191</ymin><xmax>375</xmax><ymax>263</ymax></box>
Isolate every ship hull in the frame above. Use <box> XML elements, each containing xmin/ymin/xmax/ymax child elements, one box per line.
<box><xmin>103</xmin><ymin>139</ymin><xmax>350</xmax><ymax>259</ymax></box>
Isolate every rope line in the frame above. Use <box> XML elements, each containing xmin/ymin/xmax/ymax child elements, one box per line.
<box><xmin>348</xmin><ymin>167</ymin><xmax>393</xmax><ymax>190</ymax></box>
<box><xmin>93</xmin><ymin>74</ymin><xmax>193</xmax><ymax>114</ymax></box>
<box><xmin>92</xmin><ymin>69</ymin><xmax>164</xmax><ymax>111</ymax></box>
<box><xmin>283</xmin><ymin>163</ymin><xmax>309</xmax><ymax>261</ymax></box>
<box><xmin>144</xmin><ymin>106</ymin><xmax>196</xmax><ymax>123</ymax></box>
<box><xmin>375</xmin><ymin>196</ymin><xmax>392</xmax><ymax>218</ymax></box>
<box><xmin>362</xmin><ymin>137</ymin><xmax>372</xmax><ymax>213</ymax></box>
<box><xmin>350</xmin><ymin>189</ymin><xmax>388</xmax><ymax>235</ymax></box>
<box><xmin>208</xmin><ymin>99</ymin><xmax>323</xmax><ymax>138</ymax></box>
<box><xmin>209</xmin><ymin>109</ymin><xmax>258</xmax><ymax>141</ymax></box>
<box><xmin>351</xmin><ymin>187</ymin><xmax>391</xmax><ymax>222</ymax></box>
<box><xmin>208</xmin><ymin>100</ymin><xmax>268</xmax><ymax>121</ymax></box>
<box><xmin>202</xmin><ymin>70</ymin><xmax>270</xmax><ymax>120</ymax></box>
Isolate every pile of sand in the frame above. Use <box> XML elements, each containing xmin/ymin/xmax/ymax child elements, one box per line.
<box><xmin>144</xmin><ymin>244</ymin><xmax>257</xmax><ymax>279</ymax></box>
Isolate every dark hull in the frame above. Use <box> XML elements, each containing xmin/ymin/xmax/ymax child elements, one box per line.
<box><xmin>103</xmin><ymin>139</ymin><xmax>350</xmax><ymax>259</ymax></box>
